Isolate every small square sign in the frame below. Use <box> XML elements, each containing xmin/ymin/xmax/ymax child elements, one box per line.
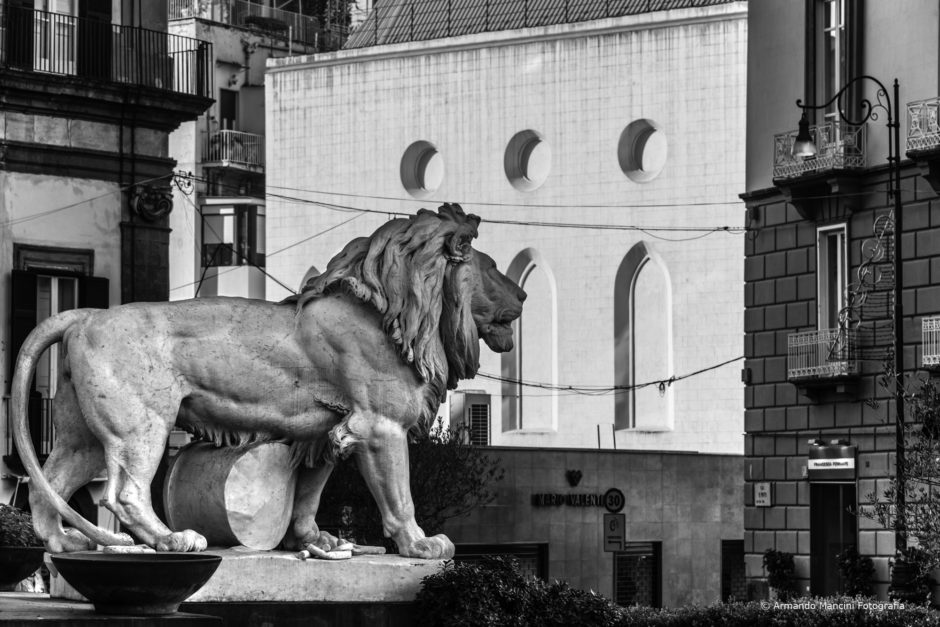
<box><xmin>603</xmin><ymin>513</ymin><xmax>625</xmax><ymax>552</ymax></box>
<box><xmin>754</xmin><ymin>482</ymin><xmax>772</xmax><ymax>507</ymax></box>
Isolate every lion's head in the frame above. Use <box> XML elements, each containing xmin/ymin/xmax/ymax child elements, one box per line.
<box><xmin>296</xmin><ymin>204</ymin><xmax>525</xmax><ymax>394</ymax></box>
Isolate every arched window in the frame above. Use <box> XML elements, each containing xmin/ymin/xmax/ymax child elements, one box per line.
<box><xmin>501</xmin><ymin>249</ymin><xmax>557</xmax><ymax>432</ymax></box>
<box><xmin>614</xmin><ymin>243</ymin><xmax>674</xmax><ymax>431</ymax></box>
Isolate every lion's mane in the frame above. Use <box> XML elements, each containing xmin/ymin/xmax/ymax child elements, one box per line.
<box><xmin>295</xmin><ymin>204</ymin><xmax>483</xmax><ymax>405</ymax></box>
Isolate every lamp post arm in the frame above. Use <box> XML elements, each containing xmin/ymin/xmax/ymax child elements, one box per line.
<box><xmin>796</xmin><ymin>74</ymin><xmax>893</xmax><ymax>127</ymax></box>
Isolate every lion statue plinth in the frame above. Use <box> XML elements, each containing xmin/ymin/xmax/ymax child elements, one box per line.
<box><xmin>11</xmin><ymin>204</ymin><xmax>525</xmax><ymax>559</ymax></box>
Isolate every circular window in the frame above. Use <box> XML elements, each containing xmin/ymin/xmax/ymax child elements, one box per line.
<box><xmin>618</xmin><ymin>119</ymin><xmax>667</xmax><ymax>183</ymax></box>
<box><xmin>505</xmin><ymin>130</ymin><xmax>551</xmax><ymax>191</ymax></box>
<box><xmin>401</xmin><ymin>141</ymin><xmax>444</xmax><ymax>197</ymax></box>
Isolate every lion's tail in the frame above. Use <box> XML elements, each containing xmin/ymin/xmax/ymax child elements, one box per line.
<box><xmin>11</xmin><ymin>308</ymin><xmax>130</xmax><ymax>549</ymax></box>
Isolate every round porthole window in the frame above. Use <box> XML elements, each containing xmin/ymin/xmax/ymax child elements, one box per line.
<box><xmin>619</xmin><ymin>119</ymin><xmax>667</xmax><ymax>183</ymax></box>
<box><xmin>505</xmin><ymin>130</ymin><xmax>551</xmax><ymax>192</ymax></box>
<box><xmin>401</xmin><ymin>141</ymin><xmax>444</xmax><ymax>198</ymax></box>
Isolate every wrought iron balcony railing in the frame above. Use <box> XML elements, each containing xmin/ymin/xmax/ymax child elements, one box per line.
<box><xmin>908</xmin><ymin>97</ymin><xmax>940</xmax><ymax>152</ymax></box>
<box><xmin>169</xmin><ymin>0</ymin><xmax>346</xmax><ymax>50</ymax></box>
<box><xmin>0</xmin><ymin>5</ymin><xmax>212</xmax><ymax>98</ymax></box>
<box><xmin>787</xmin><ymin>328</ymin><xmax>859</xmax><ymax>381</ymax></box>
<box><xmin>923</xmin><ymin>316</ymin><xmax>940</xmax><ymax>368</ymax></box>
<box><xmin>773</xmin><ymin>120</ymin><xmax>867</xmax><ymax>179</ymax></box>
<box><xmin>203</xmin><ymin>130</ymin><xmax>265</xmax><ymax>169</ymax></box>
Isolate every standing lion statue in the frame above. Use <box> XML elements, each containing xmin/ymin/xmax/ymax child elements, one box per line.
<box><xmin>11</xmin><ymin>204</ymin><xmax>525</xmax><ymax>558</ymax></box>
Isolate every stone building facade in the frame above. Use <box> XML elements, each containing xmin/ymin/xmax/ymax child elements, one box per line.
<box><xmin>265</xmin><ymin>0</ymin><xmax>747</xmax><ymax>604</ymax></box>
<box><xmin>0</xmin><ymin>0</ymin><xmax>212</xmax><ymax>510</ymax></box>
<box><xmin>741</xmin><ymin>0</ymin><xmax>940</xmax><ymax>599</ymax></box>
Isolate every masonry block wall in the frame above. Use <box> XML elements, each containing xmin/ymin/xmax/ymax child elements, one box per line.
<box><xmin>741</xmin><ymin>164</ymin><xmax>940</xmax><ymax>599</ymax></box>
<box><xmin>444</xmin><ymin>447</ymin><xmax>742</xmax><ymax>606</ymax></box>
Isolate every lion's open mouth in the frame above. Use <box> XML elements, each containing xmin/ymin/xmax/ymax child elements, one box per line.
<box><xmin>480</xmin><ymin>323</ymin><xmax>514</xmax><ymax>352</ymax></box>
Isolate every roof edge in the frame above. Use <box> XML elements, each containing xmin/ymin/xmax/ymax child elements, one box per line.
<box><xmin>267</xmin><ymin>1</ymin><xmax>746</xmax><ymax>73</ymax></box>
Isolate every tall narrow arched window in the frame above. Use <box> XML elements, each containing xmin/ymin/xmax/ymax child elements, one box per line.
<box><xmin>614</xmin><ymin>243</ymin><xmax>674</xmax><ymax>431</ymax></box>
<box><xmin>501</xmin><ymin>249</ymin><xmax>557</xmax><ymax>432</ymax></box>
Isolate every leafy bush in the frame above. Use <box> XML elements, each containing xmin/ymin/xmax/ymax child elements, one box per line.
<box><xmin>415</xmin><ymin>558</ymin><xmax>940</xmax><ymax>626</ymax></box>
<box><xmin>415</xmin><ymin>556</ymin><xmax>538</xmax><ymax>626</ymax></box>
<box><xmin>889</xmin><ymin>547</ymin><xmax>934</xmax><ymax>605</ymax></box>
<box><xmin>0</xmin><ymin>504</ymin><xmax>40</xmax><ymax>547</ymax></box>
<box><xmin>838</xmin><ymin>546</ymin><xmax>875</xmax><ymax>597</ymax></box>
<box><xmin>763</xmin><ymin>548</ymin><xmax>799</xmax><ymax>600</ymax></box>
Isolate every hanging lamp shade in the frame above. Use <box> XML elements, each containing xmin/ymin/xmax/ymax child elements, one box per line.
<box><xmin>792</xmin><ymin>113</ymin><xmax>817</xmax><ymax>158</ymax></box>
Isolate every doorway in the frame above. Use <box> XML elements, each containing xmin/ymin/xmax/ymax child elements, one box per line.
<box><xmin>810</xmin><ymin>482</ymin><xmax>856</xmax><ymax>595</ymax></box>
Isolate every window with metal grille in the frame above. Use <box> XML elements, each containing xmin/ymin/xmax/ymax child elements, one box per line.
<box><xmin>467</xmin><ymin>402</ymin><xmax>490</xmax><ymax>446</ymax></box>
<box><xmin>614</xmin><ymin>542</ymin><xmax>661</xmax><ymax>607</ymax></box>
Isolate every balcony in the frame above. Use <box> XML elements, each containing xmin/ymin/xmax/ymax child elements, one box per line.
<box><xmin>923</xmin><ymin>316</ymin><xmax>940</xmax><ymax>368</ymax></box>
<box><xmin>907</xmin><ymin>97</ymin><xmax>940</xmax><ymax>152</ymax></box>
<box><xmin>773</xmin><ymin>120</ymin><xmax>867</xmax><ymax>179</ymax></box>
<box><xmin>772</xmin><ymin>120</ymin><xmax>867</xmax><ymax>220</ymax></box>
<box><xmin>169</xmin><ymin>0</ymin><xmax>347</xmax><ymax>50</ymax></box>
<box><xmin>907</xmin><ymin>97</ymin><xmax>940</xmax><ymax>194</ymax></box>
<box><xmin>787</xmin><ymin>328</ymin><xmax>858</xmax><ymax>398</ymax></box>
<box><xmin>0</xmin><ymin>5</ymin><xmax>212</xmax><ymax>98</ymax></box>
<box><xmin>203</xmin><ymin>130</ymin><xmax>265</xmax><ymax>171</ymax></box>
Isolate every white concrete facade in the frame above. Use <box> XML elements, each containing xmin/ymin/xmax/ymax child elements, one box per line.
<box><xmin>265</xmin><ymin>2</ymin><xmax>747</xmax><ymax>454</ymax></box>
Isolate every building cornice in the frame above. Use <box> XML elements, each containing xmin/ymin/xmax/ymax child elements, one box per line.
<box><xmin>267</xmin><ymin>1</ymin><xmax>747</xmax><ymax>73</ymax></box>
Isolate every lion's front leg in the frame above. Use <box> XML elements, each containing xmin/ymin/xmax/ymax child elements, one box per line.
<box><xmin>284</xmin><ymin>463</ymin><xmax>340</xmax><ymax>551</ymax></box>
<box><xmin>354</xmin><ymin>414</ymin><xmax>454</xmax><ymax>560</ymax></box>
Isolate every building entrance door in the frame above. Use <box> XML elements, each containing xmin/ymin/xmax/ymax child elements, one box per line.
<box><xmin>810</xmin><ymin>482</ymin><xmax>856</xmax><ymax>595</ymax></box>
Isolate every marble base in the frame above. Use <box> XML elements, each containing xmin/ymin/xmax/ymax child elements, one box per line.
<box><xmin>50</xmin><ymin>548</ymin><xmax>445</xmax><ymax>604</ymax></box>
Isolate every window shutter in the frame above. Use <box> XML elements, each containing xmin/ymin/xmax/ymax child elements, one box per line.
<box><xmin>10</xmin><ymin>270</ymin><xmax>38</xmax><ymax>390</ymax></box>
<box><xmin>78</xmin><ymin>276</ymin><xmax>110</xmax><ymax>309</ymax></box>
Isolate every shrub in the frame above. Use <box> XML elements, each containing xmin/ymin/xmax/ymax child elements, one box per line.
<box><xmin>763</xmin><ymin>548</ymin><xmax>799</xmax><ymax>600</ymax></box>
<box><xmin>414</xmin><ymin>556</ymin><xmax>537</xmax><ymax>626</ymax></box>
<box><xmin>838</xmin><ymin>546</ymin><xmax>875</xmax><ymax>597</ymax></box>
<box><xmin>0</xmin><ymin>504</ymin><xmax>40</xmax><ymax>547</ymax></box>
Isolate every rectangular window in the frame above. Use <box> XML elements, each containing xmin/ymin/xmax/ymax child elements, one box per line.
<box><xmin>614</xmin><ymin>542</ymin><xmax>661</xmax><ymax>607</ymax></box>
<box><xmin>822</xmin><ymin>0</ymin><xmax>845</xmax><ymax>121</ymax></box>
<box><xmin>808</xmin><ymin>0</ymin><xmax>860</xmax><ymax>123</ymax></box>
<box><xmin>467</xmin><ymin>401</ymin><xmax>490</xmax><ymax>446</ymax></box>
<box><xmin>201</xmin><ymin>204</ymin><xmax>266</xmax><ymax>268</ymax></box>
<box><xmin>34</xmin><ymin>275</ymin><xmax>78</xmax><ymax>398</ymax></box>
<box><xmin>817</xmin><ymin>224</ymin><xmax>847</xmax><ymax>330</ymax></box>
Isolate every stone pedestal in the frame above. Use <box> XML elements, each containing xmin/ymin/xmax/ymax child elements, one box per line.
<box><xmin>49</xmin><ymin>549</ymin><xmax>444</xmax><ymax>626</ymax></box>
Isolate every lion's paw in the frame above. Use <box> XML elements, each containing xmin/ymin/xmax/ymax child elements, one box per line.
<box><xmin>403</xmin><ymin>534</ymin><xmax>454</xmax><ymax>560</ymax></box>
<box><xmin>155</xmin><ymin>529</ymin><xmax>207</xmax><ymax>552</ymax></box>
<box><xmin>300</xmin><ymin>530</ymin><xmax>348</xmax><ymax>552</ymax></box>
<box><xmin>47</xmin><ymin>528</ymin><xmax>99</xmax><ymax>553</ymax></box>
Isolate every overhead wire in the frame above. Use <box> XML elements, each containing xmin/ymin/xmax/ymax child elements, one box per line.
<box><xmin>476</xmin><ymin>355</ymin><xmax>744</xmax><ymax>395</ymax></box>
<box><xmin>0</xmin><ymin>173</ymin><xmax>174</xmax><ymax>229</ymax></box>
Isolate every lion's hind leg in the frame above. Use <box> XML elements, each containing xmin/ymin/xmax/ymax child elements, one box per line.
<box><xmin>88</xmin><ymin>399</ymin><xmax>206</xmax><ymax>553</ymax></box>
<box><xmin>30</xmin><ymin>381</ymin><xmax>129</xmax><ymax>552</ymax></box>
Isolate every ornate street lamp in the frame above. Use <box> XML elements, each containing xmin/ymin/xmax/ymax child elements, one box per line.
<box><xmin>792</xmin><ymin>76</ymin><xmax>905</xmax><ymax>551</ymax></box>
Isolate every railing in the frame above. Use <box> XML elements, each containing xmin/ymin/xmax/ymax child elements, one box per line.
<box><xmin>346</xmin><ymin>0</ymin><xmax>733</xmax><ymax>48</ymax></box>
<box><xmin>3</xmin><ymin>396</ymin><xmax>54</xmax><ymax>470</ymax></box>
<box><xmin>169</xmin><ymin>0</ymin><xmax>346</xmax><ymax>49</ymax></box>
<box><xmin>773</xmin><ymin>120</ymin><xmax>867</xmax><ymax>179</ymax></box>
<box><xmin>0</xmin><ymin>5</ymin><xmax>212</xmax><ymax>98</ymax></box>
<box><xmin>787</xmin><ymin>328</ymin><xmax>859</xmax><ymax>381</ymax></box>
<box><xmin>923</xmin><ymin>316</ymin><xmax>940</xmax><ymax>368</ymax></box>
<box><xmin>203</xmin><ymin>130</ymin><xmax>265</xmax><ymax>168</ymax></box>
<box><xmin>908</xmin><ymin>97</ymin><xmax>940</xmax><ymax>152</ymax></box>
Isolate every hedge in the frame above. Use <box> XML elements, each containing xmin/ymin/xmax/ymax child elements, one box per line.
<box><xmin>414</xmin><ymin>557</ymin><xmax>940</xmax><ymax>627</ymax></box>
